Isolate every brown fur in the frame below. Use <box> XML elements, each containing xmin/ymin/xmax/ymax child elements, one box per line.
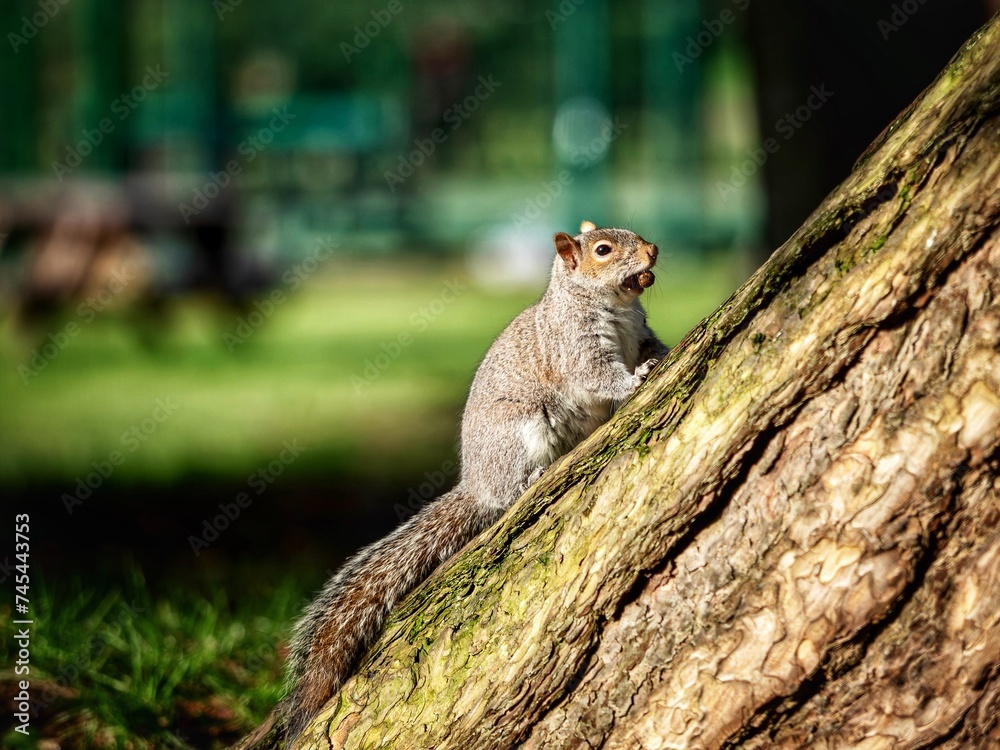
<box><xmin>283</xmin><ymin>490</ymin><xmax>498</xmax><ymax>741</ymax></box>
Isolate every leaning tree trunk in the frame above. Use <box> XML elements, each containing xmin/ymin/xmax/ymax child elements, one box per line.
<box><xmin>295</xmin><ymin>16</ymin><xmax>1000</xmax><ymax>749</ymax></box>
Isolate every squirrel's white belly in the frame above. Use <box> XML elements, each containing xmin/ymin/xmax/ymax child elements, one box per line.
<box><xmin>519</xmin><ymin>309</ymin><xmax>644</xmax><ymax>468</ymax></box>
<box><xmin>520</xmin><ymin>389</ymin><xmax>610</xmax><ymax>469</ymax></box>
<box><xmin>599</xmin><ymin>306</ymin><xmax>645</xmax><ymax>371</ymax></box>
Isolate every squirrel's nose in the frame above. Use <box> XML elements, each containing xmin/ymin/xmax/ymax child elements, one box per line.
<box><xmin>648</xmin><ymin>244</ymin><xmax>659</xmax><ymax>260</ymax></box>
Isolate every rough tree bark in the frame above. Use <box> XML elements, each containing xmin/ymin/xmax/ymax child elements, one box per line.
<box><xmin>295</xmin><ymin>16</ymin><xmax>1000</xmax><ymax>749</ymax></box>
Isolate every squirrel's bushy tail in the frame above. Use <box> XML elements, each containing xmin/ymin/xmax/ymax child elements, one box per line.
<box><xmin>276</xmin><ymin>487</ymin><xmax>496</xmax><ymax>743</ymax></box>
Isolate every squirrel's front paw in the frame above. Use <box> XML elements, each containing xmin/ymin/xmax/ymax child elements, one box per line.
<box><xmin>635</xmin><ymin>358</ymin><xmax>660</xmax><ymax>381</ymax></box>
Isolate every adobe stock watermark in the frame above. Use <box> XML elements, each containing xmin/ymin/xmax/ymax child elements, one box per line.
<box><xmin>393</xmin><ymin>459</ymin><xmax>458</xmax><ymax>521</ymax></box>
<box><xmin>213</xmin><ymin>0</ymin><xmax>243</xmax><ymax>20</ymax></box>
<box><xmin>7</xmin><ymin>0</ymin><xmax>70</xmax><ymax>53</ymax></box>
<box><xmin>384</xmin><ymin>75</ymin><xmax>501</xmax><ymax>192</ymax></box>
<box><xmin>188</xmin><ymin>439</ymin><xmax>306</xmax><ymax>556</ymax></box>
<box><xmin>546</xmin><ymin>0</ymin><xmax>586</xmax><ymax>29</ymax></box>
<box><xmin>178</xmin><ymin>106</ymin><xmax>295</xmax><ymax>224</ymax></box>
<box><xmin>877</xmin><ymin>0</ymin><xmax>931</xmax><ymax>40</ymax></box>
<box><xmin>61</xmin><ymin>397</ymin><xmax>181</xmax><ymax>514</ymax></box>
<box><xmin>51</xmin><ymin>66</ymin><xmax>169</xmax><ymax>181</ymax></box>
<box><xmin>222</xmin><ymin>236</ymin><xmax>338</xmax><ymax>352</ymax></box>
<box><xmin>673</xmin><ymin>0</ymin><xmax>750</xmax><ymax>71</ymax></box>
<box><xmin>510</xmin><ymin>116</ymin><xmax>628</xmax><ymax>229</ymax></box>
<box><xmin>716</xmin><ymin>83</ymin><xmax>834</xmax><ymax>202</ymax></box>
<box><xmin>340</xmin><ymin>0</ymin><xmax>411</xmax><ymax>62</ymax></box>
<box><xmin>351</xmin><ymin>278</ymin><xmax>467</xmax><ymax>393</ymax></box>
<box><xmin>18</xmin><ymin>268</ymin><xmax>136</xmax><ymax>383</ymax></box>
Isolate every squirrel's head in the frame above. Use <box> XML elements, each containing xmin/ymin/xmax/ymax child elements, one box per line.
<box><xmin>553</xmin><ymin>220</ymin><xmax>658</xmax><ymax>303</ymax></box>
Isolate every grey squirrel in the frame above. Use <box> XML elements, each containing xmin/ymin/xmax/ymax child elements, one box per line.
<box><xmin>237</xmin><ymin>221</ymin><xmax>668</xmax><ymax>748</ymax></box>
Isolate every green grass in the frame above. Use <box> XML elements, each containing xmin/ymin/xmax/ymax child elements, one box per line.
<box><xmin>0</xmin><ymin>255</ymin><xmax>739</xmax><ymax>489</ymax></box>
<box><xmin>0</xmin><ymin>568</ymin><xmax>299</xmax><ymax>749</ymax></box>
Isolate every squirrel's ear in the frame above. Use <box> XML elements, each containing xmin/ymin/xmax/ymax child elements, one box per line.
<box><xmin>554</xmin><ymin>232</ymin><xmax>581</xmax><ymax>270</ymax></box>
<box><xmin>580</xmin><ymin>220</ymin><xmax>597</xmax><ymax>233</ymax></box>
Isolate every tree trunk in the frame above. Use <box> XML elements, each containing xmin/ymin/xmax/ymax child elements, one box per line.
<box><xmin>297</xmin><ymin>16</ymin><xmax>1000</xmax><ymax>749</ymax></box>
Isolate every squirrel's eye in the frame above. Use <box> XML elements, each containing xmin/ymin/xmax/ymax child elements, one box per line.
<box><xmin>594</xmin><ymin>244</ymin><xmax>614</xmax><ymax>257</ymax></box>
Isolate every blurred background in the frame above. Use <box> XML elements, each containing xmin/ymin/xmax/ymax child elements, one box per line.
<box><xmin>0</xmin><ymin>0</ymin><xmax>995</xmax><ymax>746</ymax></box>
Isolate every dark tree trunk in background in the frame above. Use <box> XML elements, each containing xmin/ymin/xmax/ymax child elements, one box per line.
<box><xmin>294</xmin><ymin>16</ymin><xmax>1000</xmax><ymax>749</ymax></box>
<box><xmin>746</xmin><ymin>0</ymin><xmax>993</xmax><ymax>260</ymax></box>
